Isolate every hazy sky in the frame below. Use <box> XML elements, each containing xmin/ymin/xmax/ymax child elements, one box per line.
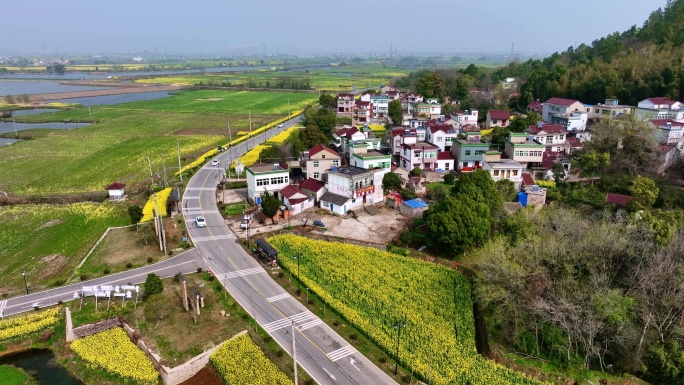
<box><xmin>1</xmin><ymin>0</ymin><xmax>664</xmax><ymax>55</ymax></box>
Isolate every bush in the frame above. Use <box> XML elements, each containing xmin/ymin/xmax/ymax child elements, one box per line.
<box><xmin>125</xmin><ymin>262</ymin><xmax>133</xmax><ymax>268</ymax></box>
<box><xmin>147</xmin><ymin>257</ymin><xmax>154</xmax><ymax>263</ymax></box>
<box><xmin>444</xmin><ymin>173</ymin><xmax>455</xmax><ymax>185</ymax></box>
<box><xmin>349</xmin><ymin>333</ymin><xmax>358</xmax><ymax>340</ymax></box>
<box><xmin>197</xmin><ymin>267</ymin><xmax>203</xmax><ymax>273</ymax></box>
<box><xmin>103</xmin><ymin>268</ymin><xmax>110</xmax><ymax>275</ymax></box>
<box><xmin>80</xmin><ymin>274</ymin><xmax>88</xmax><ymax>281</ymax></box>
<box><xmin>399</xmin><ymin>231</ymin><xmax>413</xmax><ymax>245</ymax></box>
<box><xmin>142</xmin><ymin>273</ymin><xmax>164</xmax><ymax>300</ymax></box>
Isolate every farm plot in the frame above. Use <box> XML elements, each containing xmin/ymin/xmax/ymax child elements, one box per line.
<box><xmin>268</xmin><ymin>234</ymin><xmax>544</xmax><ymax>385</ymax></box>
<box><xmin>0</xmin><ymin>203</ymin><xmax>127</xmax><ymax>295</ymax></box>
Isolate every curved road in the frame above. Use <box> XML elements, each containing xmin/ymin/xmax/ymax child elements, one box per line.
<box><xmin>183</xmin><ymin>118</ymin><xmax>396</xmax><ymax>385</ymax></box>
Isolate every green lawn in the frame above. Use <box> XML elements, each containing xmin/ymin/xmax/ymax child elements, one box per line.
<box><xmin>0</xmin><ymin>365</ymin><xmax>35</xmax><ymax>385</ymax></box>
<box><xmin>0</xmin><ymin>202</ymin><xmax>128</xmax><ymax>295</ymax></box>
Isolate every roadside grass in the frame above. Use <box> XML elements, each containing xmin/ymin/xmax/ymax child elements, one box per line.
<box><xmin>0</xmin><ymin>365</ymin><xmax>36</xmax><ymax>385</ymax></box>
<box><xmin>0</xmin><ymin>203</ymin><xmax>128</xmax><ymax>296</ymax></box>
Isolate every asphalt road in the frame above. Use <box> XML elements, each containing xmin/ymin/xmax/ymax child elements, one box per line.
<box><xmin>183</xmin><ymin>118</ymin><xmax>397</xmax><ymax>385</ymax></box>
<box><xmin>0</xmin><ymin>249</ymin><xmax>202</xmax><ymax>318</ymax></box>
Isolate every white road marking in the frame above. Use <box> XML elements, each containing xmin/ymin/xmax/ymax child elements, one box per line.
<box><xmin>216</xmin><ymin>267</ymin><xmax>265</xmax><ymax>280</ymax></box>
<box><xmin>322</xmin><ymin>367</ymin><xmax>337</xmax><ymax>381</ymax></box>
<box><xmin>327</xmin><ymin>345</ymin><xmax>357</xmax><ymax>361</ymax></box>
<box><xmin>185</xmin><ymin>209</ymin><xmax>220</xmax><ymax>215</ymax></box>
<box><xmin>182</xmin><ymin>197</ymin><xmax>200</xmax><ymax>200</ymax></box>
<box><xmin>350</xmin><ymin>357</ymin><xmax>361</xmax><ymax>371</ymax></box>
<box><xmin>185</xmin><ymin>187</ymin><xmax>216</xmax><ymax>191</ymax></box>
<box><xmin>0</xmin><ymin>300</ymin><xmax>7</xmax><ymax>318</ymax></box>
<box><xmin>192</xmin><ymin>234</ymin><xmax>235</xmax><ymax>242</ymax></box>
<box><xmin>299</xmin><ymin>318</ymin><xmax>324</xmax><ymax>330</ymax></box>
<box><xmin>262</xmin><ymin>311</ymin><xmax>315</xmax><ymax>333</ymax></box>
<box><xmin>266</xmin><ymin>293</ymin><xmax>290</xmax><ymax>303</ymax></box>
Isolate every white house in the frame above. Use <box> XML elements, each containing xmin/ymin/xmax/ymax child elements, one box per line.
<box><xmin>104</xmin><ymin>182</ymin><xmax>126</xmax><ymax>201</ymax></box>
<box><xmin>400</xmin><ymin>142</ymin><xmax>439</xmax><ymax>171</ymax></box>
<box><xmin>637</xmin><ymin>97</ymin><xmax>684</xmax><ymax>120</ymax></box>
<box><xmin>425</xmin><ymin>124</ymin><xmax>458</xmax><ymax>151</ymax></box>
<box><xmin>551</xmin><ymin>111</ymin><xmax>588</xmax><ymax>132</ymax></box>
<box><xmin>542</xmin><ymin>97</ymin><xmax>587</xmax><ymax>122</ymax></box>
<box><xmin>587</xmin><ymin>99</ymin><xmax>634</xmax><ymax>120</ymax></box>
<box><xmin>482</xmin><ymin>151</ymin><xmax>524</xmax><ymax>188</ymax></box>
<box><xmin>526</xmin><ymin>123</ymin><xmax>571</xmax><ymax>154</ymax></box>
<box><xmin>390</xmin><ymin>127</ymin><xmax>417</xmax><ymax>156</ymax></box>
<box><xmin>246</xmin><ymin>163</ymin><xmax>290</xmax><ymax>205</ymax></box>
<box><xmin>320</xmin><ymin>166</ymin><xmax>384</xmax><ymax>214</ymax></box>
<box><xmin>300</xmin><ymin>144</ymin><xmax>340</xmax><ymax>181</ymax></box>
<box><xmin>414</xmin><ymin>103</ymin><xmax>441</xmax><ymax>119</ymax></box>
<box><xmin>650</xmin><ymin>119</ymin><xmax>684</xmax><ymax>145</ymax></box>
<box><xmin>351</xmin><ymin>149</ymin><xmax>392</xmax><ymax>171</ymax></box>
<box><xmin>337</xmin><ymin>93</ymin><xmax>356</xmax><ymax>118</ymax></box>
<box><xmin>333</xmin><ymin>126</ymin><xmax>366</xmax><ymax>155</ymax></box>
<box><xmin>370</xmin><ymin>94</ymin><xmax>389</xmax><ymax>120</ymax></box>
<box><xmin>451</xmin><ymin>110</ymin><xmax>479</xmax><ymax>128</ymax></box>
<box><xmin>435</xmin><ymin>152</ymin><xmax>455</xmax><ymax>172</ymax></box>
<box><xmin>279</xmin><ymin>185</ymin><xmax>314</xmax><ymax>215</ymax></box>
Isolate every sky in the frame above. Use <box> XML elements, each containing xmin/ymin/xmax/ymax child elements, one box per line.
<box><xmin>0</xmin><ymin>0</ymin><xmax>665</xmax><ymax>55</ymax></box>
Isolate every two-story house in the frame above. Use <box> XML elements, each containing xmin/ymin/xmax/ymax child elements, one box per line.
<box><xmin>451</xmin><ymin>110</ymin><xmax>479</xmax><ymax>128</ymax></box>
<box><xmin>414</xmin><ymin>103</ymin><xmax>441</xmax><ymax>119</ymax></box>
<box><xmin>451</xmin><ymin>132</ymin><xmax>489</xmax><ymax>171</ymax></box>
<box><xmin>351</xmin><ymin>148</ymin><xmax>392</xmax><ymax>171</ymax></box>
<box><xmin>527</xmin><ymin>100</ymin><xmax>543</xmax><ymax>114</ymax></box>
<box><xmin>425</xmin><ymin>124</ymin><xmax>458</xmax><ymax>151</ymax></box>
<box><xmin>486</xmin><ymin>110</ymin><xmax>510</xmax><ymax>129</ymax></box>
<box><xmin>400</xmin><ymin>142</ymin><xmax>439</xmax><ymax>171</ymax></box>
<box><xmin>587</xmin><ymin>99</ymin><xmax>634</xmax><ymax>121</ymax></box>
<box><xmin>320</xmin><ymin>166</ymin><xmax>384</xmax><ymax>214</ymax></box>
<box><xmin>337</xmin><ymin>94</ymin><xmax>355</xmax><ymax>118</ymax></box>
<box><xmin>300</xmin><ymin>144</ymin><xmax>341</xmax><ymax>181</ymax></box>
<box><xmin>482</xmin><ymin>151</ymin><xmax>524</xmax><ymax>188</ymax></box>
<box><xmin>526</xmin><ymin>123</ymin><xmax>571</xmax><ymax>154</ymax></box>
<box><xmin>650</xmin><ymin>119</ymin><xmax>684</xmax><ymax>145</ymax></box>
<box><xmin>246</xmin><ymin>163</ymin><xmax>291</xmax><ymax>205</ymax></box>
<box><xmin>333</xmin><ymin>126</ymin><xmax>366</xmax><ymax>155</ymax></box>
<box><xmin>435</xmin><ymin>151</ymin><xmax>455</xmax><ymax>172</ymax></box>
<box><xmin>353</xmin><ymin>101</ymin><xmax>373</xmax><ymax>125</ymax></box>
<box><xmin>637</xmin><ymin>97</ymin><xmax>684</xmax><ymax>120</ymax></box>
<box><xmin>390</xmin><ymin>127</ymin><xmax>417</xmax><ymax>156</ymax></box>
<box><xmin>551</xmin><ymin>111</ymin><xmax>588</xmax><ymax>132</ymax></box>
<box><xmin>370</xmin><ymin>94</ymin><xmax>389</xmax><ymax>120</ymax></box>
<box><xmin>542</xmin><ymin>97</ymin><xmax>587</xmax><ymax>122</ymax></box>
<box><xmin>504</xmin><ymin>133</ymin><xmax>545</xmax><ymax>167</ymax></box>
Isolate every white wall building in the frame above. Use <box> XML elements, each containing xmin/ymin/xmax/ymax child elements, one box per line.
<box><xmin>637</xmin><ymin>97</ymin><xmax>684</xmax><ymax>120</ymax></box>
<box><xmin>542</xmin><ymin>97</ymin><xmax>587</xmax><ymax>122</ymax></box>
<box><xmin>650</xmin><ymin>119</ymin><xmax>684</xmax><ymax>145</ymax></box>
<box><xmin>246</xmin><ymin>163</ymin><xmax>290</xmax><ymax>205</ymax></box>
<box><xmin>550</xmin><ymin>111</ymin><xmax>588</xmax><ymax>132</ymax></box>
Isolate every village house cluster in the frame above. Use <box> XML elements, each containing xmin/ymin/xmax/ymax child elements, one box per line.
<box><xmin>243</xmin><ymin>85</ymin><xmax>684</xmax><ymax>219</ymax></box>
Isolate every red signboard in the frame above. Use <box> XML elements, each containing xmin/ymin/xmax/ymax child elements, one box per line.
<box><xmin>355</xmin><ymin>185</ymin><xmax>375</xmax><ymax>195</ymax></box>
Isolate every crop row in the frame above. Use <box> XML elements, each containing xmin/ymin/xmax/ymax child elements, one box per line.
<box><xmin>71</xmin><ymin>327</ymin><xmax>158</xmax><ymax>385</ymax></box>
<box><xmin>210</xmin><ymin>332</ymin><xmax>292</xmax><ymax>385</ymax></box>
<box><xmin>268</xmin><ymin>234</ymin><xmax>545</xmax><ymax>385</ymax></box>
<box><xmin>0</xmin><ymin>308</ymin><xmax>59</xmax><ymax>341</ymax></box>
<box><xmin>140</xmin><ymin>187</ymin><xmax>172</xmax><ymax>223</ymax></box>
<box><xmin>231</xmin><ymin>144</ymin><xmax>269</xmax><ymax>169</ymax></box>
<box><xmin>266</xmin><ymin>125</ymin><xmax>299</xmax><ymax>146</ymax></box>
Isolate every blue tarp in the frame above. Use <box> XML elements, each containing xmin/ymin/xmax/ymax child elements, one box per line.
<box><xmin>403</xmin><ymin>199</ymin><xmax>428</xmax><ymax>209</ymax></box>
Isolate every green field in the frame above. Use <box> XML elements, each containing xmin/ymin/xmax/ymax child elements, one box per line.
<box><xmin>269</xmin><ymin>234</ymin><xmax>542</xmax><ymax>385</ymax></box>
<box><xmin>135</xmin><ymin>66</ymin><xmax>412</xmax><ymax>91</ymax></box>
<box><xmin>0</xmin><ymin>365</ymin><xmax>35</xmax><ymax>385</ymax></box>
<box><xmin>0</xmin><ymin>203</ymin><xmax>128</xmax><ymax>295</ymax></box>
<box><xmin>0</xmin><ymin>90</ymin><xmax>314</xmax><ymax>195</ymax></box>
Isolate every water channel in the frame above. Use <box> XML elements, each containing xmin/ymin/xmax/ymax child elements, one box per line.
<box><xmin>0</xmin><ymin>121</ymin><xmax>91</xmax><ymax>135</ymax></box>
<box><xmin>0</xmin><ymin>349</ymin><xmax>82</xmax><ymax>384</ymax></box>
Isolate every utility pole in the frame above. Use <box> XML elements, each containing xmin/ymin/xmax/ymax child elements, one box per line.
<box><xmin>227</xmin><ymin>122</ymin><xmax>233</xmax><ymax>180</ymax></box>
<box><xmin>176</xmin><ymin>139</ymin><xmax>183</xmax><ymax>182</ymax></box>
<box><xmin>161</xmin><ymin>154</ymin><xmax>167</xmax><ymax>186</ymax></box>
<box><xmin>13</xmin><ymin>119</ymin><xmax>17</xmax><ymax>138</ymax></box>
<box><xmin>292</xmin><ymin>321</ymin><xmax>298</xmax><ymax>385</ymax></box>
<box><xmin>88</xmin><ymin>106</ymin><xmax>92</xmax><ymax>119</ymax></box>
<box><xmin>146</xmin><ymin>156</ymin><xmax>154</xmax><ymax>185</ymax></box>
<box><xmin>153</xmin><ymin>193</ymin><xmax>163</xmax><ymax>251</ymax></box>
<box><xmin>288</xmin><ymin>98</ymin><xmax>291</xmax><ymax>116</ymax></box>
<box><xmin>248</xmin><ymin>110</ymin><xmax>252</xmax><ymax>147</ymax></box>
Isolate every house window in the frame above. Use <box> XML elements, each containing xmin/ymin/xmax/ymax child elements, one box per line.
<box><xmin>465</xmin><ymin>150</ymin><xmax>471</xmax><ymax>155</ymax></box>
<box><xmin>445</xmin><ymin>164</ymin><xmax>450</xmax><ymax>171</ymax></box>
<box><xmin>512</xmin><ymin>170</ymin><xmax>518</xmax><ymax>176</ymax></box>
<box><xmin>437</xmin><ymin>137</ymin><xmax>443</xmax><ymax>142</ymax></box>
<box><xmin>546</xmin><ymin>137</ymin><xmax>553</xmax><ymax>144</ymax></box>
<box><xmin>313</xmin><ymin>161</ymin><xmax>319</xmax><ymax>167</ymax></box>
<box><xmin>463</xmin><ymin>162</ymin><xmax>469</xmax><ymax>167</ymax></box>
<box><xmin>313</xmin><ymin>172</ymin><xmax>320</xmax><ymax>179</ymax></box>
<box><xmin>559</xmin><ymin>135</ymin><xmax>565</xmax><ymax>140</ymax></box>
<box><xmin>493</xmin><ymin>170</ymin><xmax>499</xmax><ymax>176</ymax></box>
<box><xmin>332</xmin><ymin>160</ymin><xmax>339</xmax><ymax>166</ymax></box>
<box><xmin>322</xmin><ymin>155</ymin><xmax>326</xmax><ymax>159</ymax></box>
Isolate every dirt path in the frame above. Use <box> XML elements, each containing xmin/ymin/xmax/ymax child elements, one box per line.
<box><xmin>27</xmin><ymin>84</ymin><xmax>185</xmax><ymax>102</ymax></box>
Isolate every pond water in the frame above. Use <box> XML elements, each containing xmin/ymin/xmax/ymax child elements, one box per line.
<box><xmin>0</xmin><ymin>66</ymin><xmax>273</xmax><ymax>80</ymax></box>
<box><xmin>0</xmin><ymin>138</ymin><xmax>21</xmax><ymax>146</ymax></box>
<box><xmin>6</xmin><ymin>109</ymin><xmax>59</xmax><ymax>117</ymax></box>
<box><xmin>0</xmin><ymin>349</ymin><xmax>82</xmax><ymax>385</ymax></box>
<box><xmin>47</xmin><ymin>90</ymin><xmax>172</xmax><ymax>106</ymax></box>
<box><xmin>0</xmin><ymin>81</ymin><xmax>109</xmax><ymax>97</ymax></box>
<box><xmin>0</xmin><ymin>121</ymin><xmax>91</xmax><ymax>135</ymax></box>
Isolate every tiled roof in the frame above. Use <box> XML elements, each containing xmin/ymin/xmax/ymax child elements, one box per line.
<box><xmin>308</xmin><ymin>144</ymin><xmax>338</xmax><ymax>157</ymax></box>
<box><xmin>545</xmin><ymin>97</ymin><xmax>581</xmax><ymax>107</ymax></box>
<box><xmin>650</xmin><ymin>119</ymin><xmax>684</xmax><ymax>128</ymax></box>
<box><xmin>335</xmin><ymin>127</ymin><xmax>360</xmax><ymax>137</ymax></box>
<box><xmin>105</xmin><ymin>182</ymin><xmax>126</xmax><ymax>190</ymax></box>
<box><xmin>606</xmin><ymin>193</ymin><xmax>633</xmax><ymax>207</ymax></box>
<box><xmin>488</xmin><ymin>110</ymin><xmax>510</xmax><ymax>120</ymax></box>
<box><xmin>646</xmin><ymin>97</ymin><xmax>680</xmax><ymax>107</ymax></box>
<box><xmin>521</xmin><ymin>173</ymin><xmax>535</xmax><ymax>186</ymax></box>
<box><xmin>391</xmin><ymin>127</ymin><xmax>416</xmax><ymax>137</ymax></box>
<box><xmin>428</xmin><ymin>124</ymin><xmax>456</xmax><ymax>134</ymax></box>
<box><xmin>402</xmin><ymin>142</ymin><xmax>439</xmax><ymax>150</ymax></box>
<box><xmin>338</xmin><ymin>93</ymin><xmax>355</xmax><ymax>99</ymax></box>
<box><xmin>528</xmin><ymin>124</ymin><xmax>566</xmax><ymax>135</ymax></box>
<box><xmin>655</xmin><ymin>144</ymin><xmax>676</xmax><ymax>154</ymax></box>
<box><xmin>437</xmin><ymin>151</ymin><xmax>454</xmax><ymax>160</ymax></box>
<box><xmin>566</xmin><ymin>137</ymin><xmax>583</xmax><ymax>148</ymax></box>
<box><xmin>280</xmin><ymin>184</ymin><xmax>307</xmax><ymax>199</ymax></box>
<box><xmin>320</xmin><ymin>192</ymin><xmax>349</xmax><ymax>206</ymax></box>
<box><xmin>298</xmin><ymin>178</ymin><xmax>326</xmax><ymax>192</ymax></box>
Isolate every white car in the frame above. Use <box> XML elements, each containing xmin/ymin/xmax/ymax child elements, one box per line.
<box><xmin>277</xmin><ymin>124</ymin><xmax>284</xmax><ymax>128</ymax></box>
<box><xmin>211</xmin><ymin>159</ymin><xmax>219</xmax><ymax>166</ymax></box>
<box><xmin>195</xmin><ymin>216</ymin><xmax>206</xmax><ymax>228</ymax></box>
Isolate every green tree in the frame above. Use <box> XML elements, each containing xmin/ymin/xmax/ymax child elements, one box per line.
<box><xmin>382</xmin><ymin>172</ymin><xmax>402</xmax><ymax>193</ymax></box>
<box><xmin>576</xmin><ymin>150</ymin><xmax>610</xmax><ymax>183</ymax></box>
<box><xmin>314</xmin><ymin>108</ymin><xmax>337</xmax><ymax>135</ymax></box>
<box><xmin>453</xmin><ymin>169</ymin><xmax>504</xmax><ymax>213</ymax></box>
<box><xmin>400</xmin><ymin>188</ymin><xmax>417</xmax><ymax>201</ymax></box>
<box><xmin>508</xmin><ymin>112</ymin><xmax>541</xmax><ymax>133</ymax></box>
<box><xmin>495</xmin><ymin>179</ymin><xmax>517</xmax><ymax>202</ymax></box>
<box><xmin>259</xmin><ymin>145</ymin><xmax>283</xmax><ymax>163</ymax></box>
<box><xmin>426</xmin><ymin>195</ymin><xmax>490</xmax><ymax>253</ymax></box>
<box><xmin>144</xmin><ymin>294</ymin><xmax>169</xmax><ymax>326</ymax></box>
<box><xmin>410</xmin><ymin>167</ymin><xmax>423</xmax><ymax>177</ymax></box>
<box><xmin>4</xmin><ymin>95</ymin><xmax>15</xmax><ymax>105</ymax></box>
<box><xmin>628</xmin><ymin>175</ymin><xmax>659</xmax><ymax>210</ymax></box>
<box><xmin>500</xmin><ymin>210</ymin><xmax>532</xmax><ymax>245</ymax></box>
<box><xmin>552</xmin><ymin>163</ymin><xmax>566</xmax><ymax>184</ymax></box>
<box><xmin>128</xmin><ymin>205</ymin><xmax>143</xmax><ymax>224</ymax></box>
<box><xmin>319</xmin><ymin>93</ymin><xmax>336</xmax><ymax>109</ymax></box>
<box><xmin>443</xmin><ymin>173</ymin><xmax>455</xmax><ymax>185</ymax></box>
<box><xmin>300</xmin><ymin>125</ymin><xmax>329</xmax><ymax>149</ymax></box>
<box><xmin>388</xmin><ymin>99</ymin><xmax>403</xmax><ymax>124</ymax></box>
<box><xmin>260</xmin><ymin>190</ymin><xmax>281</xmax><ymax>224</ymax></box>
<box><xmin>143</xmin><ymin>273</ymin><xmax>164</xmax><ymax>300</ymax></box>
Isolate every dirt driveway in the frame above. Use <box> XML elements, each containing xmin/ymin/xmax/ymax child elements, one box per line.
<box><xmin>230</xmin><ymin>205</ymin><xmax>408</xmax><ymax>246</ymax></box>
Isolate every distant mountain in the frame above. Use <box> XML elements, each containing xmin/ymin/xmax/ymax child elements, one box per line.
<box><xmin>498</xmin><ymin>0</ymin><xmax>684</xmax><ymax>106</ymax></box>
